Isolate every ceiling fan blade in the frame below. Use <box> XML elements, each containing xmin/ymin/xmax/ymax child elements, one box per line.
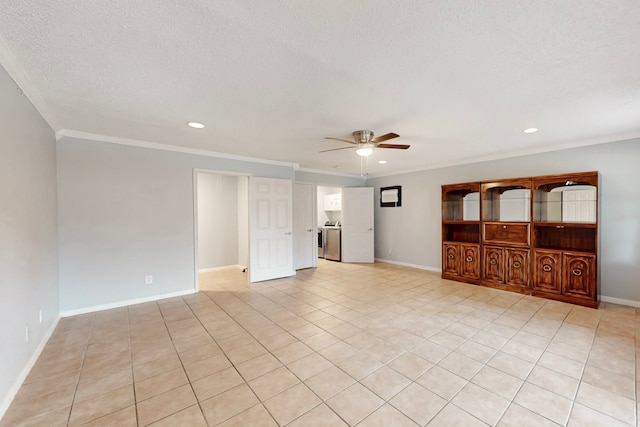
<box><xmin>377</xmin><ymin>143</ymin><xmax>410</xmax><ymax>149</ymax></box>
<box><xmin>319</xmin><ymin>146</ymin><xmax>354</xmax><ymax>153</ymax></box>
<box><xmin>371</xmin><ymin>132</ymin><xmax>399</xmax><ymax>143</ymax></box>
<box><xmin>324</xmin><ymin>137</ymin><xmax>356</xmax><ymax>144</ymax></box>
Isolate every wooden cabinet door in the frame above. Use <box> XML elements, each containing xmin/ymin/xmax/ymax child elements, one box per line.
<box><xmin>505</xmin><ymin>248</ymin><xmax>529</xmax><ymax>289</ymax></box>
<box><xmin>460</xmin><ymin>244</ymin><xmax>480</xmax><ymax>279</ymax></box>
<box><xmin>482</xmin><ymin>246</ymin><xmax>503</xmax><ymax>284</ymax></box>
<box><xmin>562</xmin><ymin>253</ymin><xmax>596</xmax><ymax>299</ymax></box>
<box><xmin>532</xmin><ymin>250</ymin><xmax>562</xmax><ymax>294</ymax></box>
<box><xmin>443</xmin><ymin>243</ymin><xmax>460</xmax><ymax>276</ymax></box>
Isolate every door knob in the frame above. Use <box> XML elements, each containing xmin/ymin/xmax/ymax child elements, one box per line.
<box><xmin>306</xmin><ymin>229</ymin><xmax>312</xmax><ymax>232</ymax></box>
<box><xmin>284</xmin><ymin>232</ymin><xmax>292</xmax><ymax>235</ymax></box>
<box><xmin>368</xmin><ymin>228</ymin><xmax>373</xmax><ymax>231</ymax></box>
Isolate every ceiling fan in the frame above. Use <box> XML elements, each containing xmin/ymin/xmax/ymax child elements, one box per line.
<box><xmin>320</xmin><ymin>130</ymin><xmax>410</xmax><ymax>157</ymax></box>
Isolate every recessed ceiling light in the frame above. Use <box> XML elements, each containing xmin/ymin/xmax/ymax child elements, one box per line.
<box><xmin>187</xmin><ymin>122</ymin><xmax>205</xmax><ymax>129</ymax></box>
<box><xmin>378</xmin><ymin>160</ymin><xmax>387</xmax><ymax>164</ymax></box>
<box><xmin>523</xmin><ymin>127</ymin><xmax>538</xmax><ymax>134</ymax></box>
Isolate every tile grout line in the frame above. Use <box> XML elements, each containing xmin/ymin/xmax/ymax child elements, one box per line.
<box><xmin>7</xmin><ymin>264</ymin><xmax>637</xmax><ymax>427</ymax></box>
<box><xmin>158</xmin><ymin>294</ymin><xmax>241</xmax><ymax>426</ymax></box>
<box><xmin>198</xmin><ymin>284</ymin><xmax>342</xmax><ymax>426</ymax></box>
<box><xmin>127</xmin><ymin>306</ymin><xmax>140</xmax><ymax>427</ymax></box>
<box><xmin>65</xmin><ymin>313</ymin><xmax>96</xmax><ymax>427</ymax></box>
<box><xmin>187</xmin><ymin>289</ymin><xmax>283</xmax><ymax>425</ymax></box>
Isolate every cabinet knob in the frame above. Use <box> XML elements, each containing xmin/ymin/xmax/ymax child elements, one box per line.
<box><xmin>466</xmin><ymin>256</ymin><xmax>473</xmax><ymax>262</ymax></box>
<box><xmin>572</xmin><ymin>268</ymin><xmax>582</xmax><ymax>277</ymax></box>
<box><xmin>448</xmin><ymin>254</ymin><xmax>455</xmax><ymax>260</ymax></box>
<box><xmin>542</xmin><ymin>265</ymin><xmax>552</xmax><ymax>272</ymax></box>
<box><xmin>502</xmin><ymin>225</ymin><xmax>507</xmax><ymax>229</ymax></box>
<box><xmin>513</xmin><ymin>261</ymin><xmax>521</xmax><ymax>269</ymax></box>
<box><xmin>490</xmin><ymin>259</ymin><xmax>497</xmax><ymax>265</ymax></box>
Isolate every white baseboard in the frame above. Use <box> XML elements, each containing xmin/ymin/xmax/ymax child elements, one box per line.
<box><xmin>60</xmin><ymin>289</ymin><xmax>196</xmax><ymax>317</ymax></box>
<box><xmin>198</xmin><ymin>265</ymin><xmax>244</xmax><ymax>273</ymax></box>
<box><xmin>375</xmin><ymin>258</ymin><xmax>442</xmax><ymax>273</ymax></box>
<box><xmin>0</xmin><ymin>315</ymin><xmax>60</xmax><ymax>421</ymax></box>
<box><xmin>375</xmin><ymin>261</ymin><xmax>640</xmax><ymax>308</ymax></box>
<box><xmin>600</xmin><ymin>295</ymin><xmax>640</xmax><ymax>308</ymax></box>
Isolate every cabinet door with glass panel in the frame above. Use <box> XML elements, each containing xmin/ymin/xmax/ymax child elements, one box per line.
<box><xmin>441</xmin><ymin>183</ymin><xmax>481</xmax><ymax>282</ymax></box>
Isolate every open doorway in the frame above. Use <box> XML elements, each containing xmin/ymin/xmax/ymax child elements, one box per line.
<box><xmin>317</xmin><ymin>185</ymin><xmax>343</xmax><ymax>262</ymax></box>
<box><xmin>194</xmin><ymin>170</ymin><xmax>249</xmax><ymax>290</ymax></box>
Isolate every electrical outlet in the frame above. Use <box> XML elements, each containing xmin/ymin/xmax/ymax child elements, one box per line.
<box><xmin>145</xmin><ymin>275</ymin><xmax>153</xmax><ymax>285</ymax></box>
<box><xmin>25</xmin><ymin>326</ymin><xmax>29</xmax><ymax>342</ymax></box>
<box><xmin>39</xmin><ymin>309</ymin><xmax>43</xmax><ymax>324</ymax></box>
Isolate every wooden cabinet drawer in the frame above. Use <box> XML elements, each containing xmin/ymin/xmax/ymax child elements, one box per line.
<box><xmin>483</xmin><ymin>223</ymin><xmax>530</xmax><ymax>246</ymax></box>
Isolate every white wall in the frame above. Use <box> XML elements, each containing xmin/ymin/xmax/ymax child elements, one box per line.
<box><xmin>0</xmin><ymin>66</ymin><xmax>59</xmax><ymax>416</ymax></box>
<box><xmin>57</xmin><ymin>136</ymin><xmax>295</xmax><ymax>312</ymax></box>
<box><xmin>197</xmin><ymin>173</ymin><xmax>239</xmax><ymax>269</ymax></box>
<box><xmin>367</xmin><ymin>137</ymin><xmax>640</xmax><ymax>304</ymax></box>
<box><xmin>294</xmin><ymin>170</ymin><xmax>365</xmax><ymax>188</ymax></box>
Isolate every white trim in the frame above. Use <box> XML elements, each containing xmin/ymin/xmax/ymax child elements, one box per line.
<box><xmin>60</xmin><ymin>289</ymin><xmax>195</xmax><ymax>317</ymax></box>
<box><xmin>295</xmin><ymin>166</ymin><xmax>366</xmax><ymax>179</ymax></box>
<box><xmin>367</xmin><ymin>135</ymin><xmax>640</xmax><ymax>179</ymax></box>
<box><xmin>375</xmin><ymin>258</ymin><xmax>442</xmax><ymax>273</ymax></box>
<box><xmin>199</xmin><ymin>265</ymin><xmax>245</xmax><ymax>273</ymax></box>
<box><xmin>193</xmin><ymin>170</ymin><xmax>200</xmax><ymax>293</ymax></box>
<box><xmin>600</xmin><ymin>295</ymin><xmax>640</xmax><ymax>308</ymax></box>
<box><xmin>193</xmin><ymin>168</ymin><xmax>251</xmax><ymax>177</ymax></box>
<box><xmin>0</xmin><ymin>316</ymin><xmax>60</xmax><ymax>421</ymax></box>
<box><xmin>56</xmin><ymin>129</ymin><xmax>300</xmax><ymax>169</ymax></box>
<box><xmin>0</xmin><ymin>34</ymin><xmax>61</xmax><ymax>131</ymax></box>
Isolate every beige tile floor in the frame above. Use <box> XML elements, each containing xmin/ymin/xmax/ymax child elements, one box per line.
<box><xmin>2</xmin><ymin>260</ymin><xmax>638</xmax><ymax>426</ymax></box>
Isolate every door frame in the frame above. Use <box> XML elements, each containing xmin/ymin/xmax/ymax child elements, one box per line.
<box><xmin>294</xmin><ymin>181</ymin><xmax>318</xmax><ymax>270</ymax></box>
<box><xmin>192</xmin><ymin>169</ymin><xmax>251</xmax><ymax>292</ymax></box>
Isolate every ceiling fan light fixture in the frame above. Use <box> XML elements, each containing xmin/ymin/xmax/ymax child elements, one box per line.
<box><xmin>356</xmin><ymin>143</ymin><xmax>374</xmax><ymax>157</ymax></box>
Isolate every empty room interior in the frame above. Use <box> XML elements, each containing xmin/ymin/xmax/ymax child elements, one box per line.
<box><xmin>2</xmin><ymin>2</ymin><xmax>640</xmax><ymax>426</ymax></box>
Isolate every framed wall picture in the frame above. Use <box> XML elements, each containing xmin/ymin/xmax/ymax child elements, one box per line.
<box><xmin>380</xmin><ymin>185</ymin><xmax>402</xmax><ymax>207</ymax></box>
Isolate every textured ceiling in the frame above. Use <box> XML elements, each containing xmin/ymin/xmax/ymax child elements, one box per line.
<box><xmin>1</xmin><ymin>1</ymin><xmax>640</xmax><ymax>176</ymax></box>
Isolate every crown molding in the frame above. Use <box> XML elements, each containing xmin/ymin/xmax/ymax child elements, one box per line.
<box><xmin>56</xmin><ymin>129</ymin><xmax>300</xmax><ymax>169</ymax></box>
<box><xmin>295</xmin><ymin>166</ymin><xmax>366</xmax><ymax>179</ymax></box>
<box><xmin>0</xmin><ymin>34</ymin><xmax>61</xmax><ymax>131</ymax></box>
<box><xmin>366</xmin><ymin>133</ymin><xmax>640</xmax><ymax>179</ymax></box>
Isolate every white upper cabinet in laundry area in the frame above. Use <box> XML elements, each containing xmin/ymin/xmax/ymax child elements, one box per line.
<box><xmin>323</xmin><ymin>193</ymin><xmax>342</xmax><ymax>211</ymax></box>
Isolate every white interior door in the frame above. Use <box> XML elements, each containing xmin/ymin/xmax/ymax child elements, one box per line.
<box><xmin>249</xmin><ymin>177</ymin><xmax>295</xmax><ymax>282</ymax></box>
<box><xmin>293</xmin><ymin>183</ymin><xmax>315</xmax><ymax>270</ymax></box>
<box><xmin>342</xmin><ymin>187</ymin><xmax>374</xmax><ymax>263</ymax></box>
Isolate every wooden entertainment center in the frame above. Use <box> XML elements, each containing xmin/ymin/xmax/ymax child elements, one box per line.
<box><xmin>442</xmin><ymin>172</ymin><xmax>599</xmax><ymax>308</ymax></box>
